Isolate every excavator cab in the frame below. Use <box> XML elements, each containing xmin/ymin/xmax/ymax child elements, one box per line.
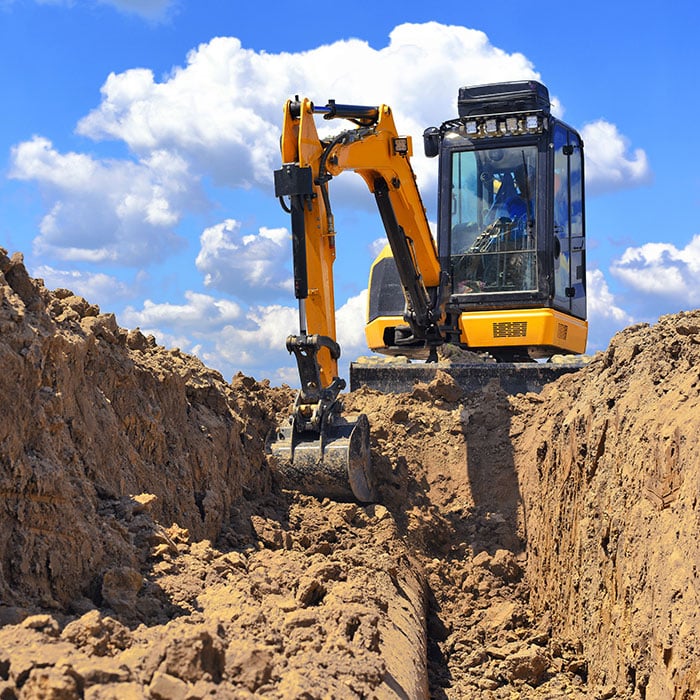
<box><xmin>367</xmin><ymin>80</ymin><xmax>587</xmax><ymax>361</ymax></box>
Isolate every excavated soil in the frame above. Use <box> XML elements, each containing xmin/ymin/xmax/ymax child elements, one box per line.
<box><xmin>1</xmin><ymin>246</ymin><xmax>699</xmax><ymax>699</ymax></box>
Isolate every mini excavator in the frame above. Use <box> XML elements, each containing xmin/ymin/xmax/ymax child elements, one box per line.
<box><xmin>269</xmin><ymin>81</ymin><xmax>587</xmax><ymax>502</ymax></box>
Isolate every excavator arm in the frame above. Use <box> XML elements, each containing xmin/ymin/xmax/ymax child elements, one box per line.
<box><xmin>269</xmin><ymin>97</ymin><xmax>445</xmax><ymax>501</ymax></box>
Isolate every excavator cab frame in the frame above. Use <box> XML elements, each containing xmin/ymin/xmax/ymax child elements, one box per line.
<box><xmin>367</xmin><ymin>80</ymin><xmax>588</xmax><ymax>361</ymax></box>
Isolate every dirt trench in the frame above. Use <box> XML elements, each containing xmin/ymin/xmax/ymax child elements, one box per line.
<box><xmin>1</xmin><ymin>247</ymin><xmax>699</xmax><ymax>699</ymax></box>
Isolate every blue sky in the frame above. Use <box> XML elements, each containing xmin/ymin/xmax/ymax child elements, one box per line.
<box><xmin>2</xmin><ymin>0</ymin><xmax>700</xmax><ymax>385</ymax></box>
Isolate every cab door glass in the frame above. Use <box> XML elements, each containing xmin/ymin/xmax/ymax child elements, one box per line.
<box><xmin>568</xmin><ymin>133</ymin><xmax>586</xmax><ymax>318</ymax></box>
<box><xmin>450</xmin><ymin>145</ymin><xmax>538</xmax><ymax>295</ymax></box>
<box><xmin>552</xmin><ymin>125</ymin><xmax>586</xmax><ymax>314</ymax></box>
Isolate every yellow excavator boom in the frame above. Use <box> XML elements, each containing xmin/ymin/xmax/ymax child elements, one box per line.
<box><xmin>269</xmin><ymin>97</ymin><xmax>445</xmax><ymax>502</ymax></box>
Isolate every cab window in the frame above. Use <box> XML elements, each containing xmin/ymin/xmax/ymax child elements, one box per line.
<box><xmin>553</xmin><ymin>125</ymin><xmax>585</xmax><ymax>316</ymax></box>
<box><xmin>450</xmin><ymin>146</ymin><xmax>538</xmax><ymax>294</ymax></box>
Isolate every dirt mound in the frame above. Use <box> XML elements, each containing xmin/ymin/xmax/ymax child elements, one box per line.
<box><xmin>1</xmin><ymin>247</ymin><xmax>699</xmax><ymax>698</ymax></box>
<box><xmin>515</xmin><ymin>313</ymin><xmax>700</xmax><ymax>699</ymax></box>
<box><xmin>0</xmin><ymin>250</ymin><xmax>425</xmax><ymax>698</ymax></box>
<box><xmin>0</xmin><ymin>249</ymin><xmax>291</xmax><ymax>609</ymax></box>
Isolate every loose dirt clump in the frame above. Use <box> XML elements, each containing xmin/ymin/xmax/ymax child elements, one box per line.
<box><xmin>1</xmin><ymin>247</ymin><xmax>700</xmax><ymax>699</ymax></box>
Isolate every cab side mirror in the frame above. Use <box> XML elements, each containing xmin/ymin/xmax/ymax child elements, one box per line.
<box><xmin>423</xmin><ymin>127</ymin><xmax>440</xmax><ymax>158</ymax></box>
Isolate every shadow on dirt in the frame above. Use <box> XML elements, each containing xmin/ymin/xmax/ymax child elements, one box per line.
<box><xmin>374</xmin><ymin>383</ymin><xmax>523</xmax><ymax>698</ymax></box>
<box><xmin>463</xmin><ymin>385</ymin><xmax>522</xmax><ymax>554</ymax></box>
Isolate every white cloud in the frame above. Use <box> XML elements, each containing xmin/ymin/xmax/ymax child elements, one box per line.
<box><xmin>73</xmin><ymin>24</ymin><xmax>649</xmax><ymax>201</ymax></box>
<box><xmin>195</xmin><ymin>219</ymin><xmax>293</xmax><ymax>301</ymax></box>
<box><xmin>30</xmin><ymin>0</ymin><xmax>176</xmax><ymax>20</ymax></box>
<box><xmin>74</xmin><ymin>23</ymin><xmax>540</xmax><ymax>194</ymax></box>
<box><xmin>116</xmin><ymin>284</ymin><xmax>369</xmax><ymax>386</ymax></box>
<box><xmin>336</xmin><ymin>289</ymin><xmax>369</xmax><ymax>357</ymax></box>
<box><xmin>10</xmin><ymin>137</ymin><xmax>201</xmax><ymax>265</ymax></box>
<box><xmin>206</xmin><ymin>292</ymin><xmax>370</xmax><ymax>385</ymax></box>
<box><xmin>32</xmin><ymin>264</ymin><xmax>133</xmax><ymax>305</ymax></box>
<box><xmin>587</xmin><ymin>268</ymin><xmax>633</xmax><ymax>324</ymax></box>
<box><xmin>11</xmin><ymin>23</ymin><xmax>648</xmax><ymax>269</ymax></box>
<box><xmin>581</xmin><ymin>120</ymin><xmax>651</xmax><ymax>195</ymax></box>
<box><xmin>121</xmin><ymin>290</ymin><xmax>241</xmax><ymax>332</ymax></box>
<box><xmin>76</xmin><ymin>47</ymin><xmax>283</xmax><ymax>188</ymax></box>
<box><xmin>200</xmin><ymin>291</ymin><xmax>371</xmax><ymax>385</ymax></box>
<box><xmin>585</xmin><ymin>267</ymin><xmax>634</xmax><ymax>352</ymax></box>
<box><xmin>609</xmin><ymin>234</ymin><xmax>700</xmax><ymax>312</ymax></box>
<box><xmin>369</xmin><ymin>238</ymin><xmax>388</xmax><ymax>259</ymax></box>
<box><xmin>204</xmin><ymin>304</ymin><xmax>298</xmax><ymax>384</ymax></box>
<box><xmin>96</xmin><ymin>0</ymin><xmax>175</xmax><ymax>21</ymax></box>
<box><xmin>119</xmin><ymin>291</ymin><xmax>299</xmax><ymax>383</ymax></box>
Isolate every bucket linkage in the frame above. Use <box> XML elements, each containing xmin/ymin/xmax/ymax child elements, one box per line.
<box><xmin>267</xmin><ymin>334</ymin><xmax>376</xmax><ymax>503</ymax></box>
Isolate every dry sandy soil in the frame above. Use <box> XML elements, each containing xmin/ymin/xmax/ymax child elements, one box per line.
<box><xmin>1</xmin><ymin>246</ymin><xmax>699</xmax><ymax>699</ymax></box>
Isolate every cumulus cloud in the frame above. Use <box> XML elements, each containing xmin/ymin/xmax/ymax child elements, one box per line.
<box><xmin>585</xmin><ymin>267</ymin><xmax>634</xmax><ymax>352</ymax></box>
<box><xmin>73</xmin><ymin>25</ymin><xmax>648</xmax><ymax>198</ymax></box>
<box><xmin>119</xmin><ymin>290</ymin><xmax>299</xmax><ymax>383</ymax></box>
<box><xmin>33</xmin><ymin>264</ymin><xmax>134</xmax><ymax>306</ymax></box>
<box><xmin>96</xmin><ymin>0</ymin><xmax>176</xmax><ymax>21</ymax></box>
<box><xmin>581</xmin><ymin>120</ymin><xmax>651</xmax><ymax>195</ymax></box>
<box><xmin>587</xmin><ymin>268</ymin><xmax>633</xmax><ymax>324</ymax></box>
<box><xmin>336</xmin><ymin>289</ymin><xmax>370</xmax><ymax>354</ymax></box>
<box><xmin>121</xmin><ymin>290</ymin><xmax>241</xmax><ymax>333</ymax></box>
<box><xmin>369</xmin><ymin>238</ymin><xmax>388</xmax><ymax>259</ymax></box>
<box><xmin>204</xmin><ymin>304</ymin><xmax>298</xmax><ymax>384</ymax></box>
<box><xmin>609</xmin><ymin>234</ymin><xmax>700</xmax><ymax>313</ymax></box>
<box><xmin>10</xmin><ymin>136</ymin><xmax>201</xmax><ymax>265</ymax></box>
<box><xmin>11</xmin><ymin>23</ymin><xmax>648</xmax><ymax>269</ymax></box>
<box><xmin>75</xmin><ymin>24</ymin><xmax>540</xmax><ymax>192</ymax></box>
<box><xmin>76</xmin><ymin>51</ymin><xmax>283</xmax><ymax>188</ymax></box>
<box><xmin>195</xmin><ymin>219</ymin><xmax>293</xmax><ymax>300</ymax></box>
<box><xmin>31</xmin><ymin>0</ymin><xmax>176</xmax><ymax>21</ymax></box>
<box><xmin>116</xmin><ymin>283</ymin><xmax>368</xmax><ymax>386</ymax></box>
<box><xmin>203</xmin><ymin>292</ymin><xmax>369</xmax><ymax>385</ymax></box>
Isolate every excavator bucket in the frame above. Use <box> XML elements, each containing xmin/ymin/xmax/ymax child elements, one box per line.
<box><xmin>267</xmin><ymin>413</ymin><xmax>376</xmax><ymax>503</ymax></box>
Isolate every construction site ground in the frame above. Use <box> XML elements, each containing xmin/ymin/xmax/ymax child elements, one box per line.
<box><xmin>1</xmin><ymin>247</ymin><xmax>699</xmax><ymax>699</ymax></box>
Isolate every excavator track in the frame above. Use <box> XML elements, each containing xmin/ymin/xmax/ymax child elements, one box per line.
<box><xmin>350</xmin><ymin>359</ymin><xmax>586</xmax><ymax>395</ymax></box>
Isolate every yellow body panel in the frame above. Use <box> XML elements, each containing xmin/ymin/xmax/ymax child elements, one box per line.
<box><xmin>365</xmin><ymin>245</ymin><xmax>587</xmax><ymax>357</ymax></box>
<box><xmin>366</xmin><ymin>308</ymin><xmax>588</xmax><ymax>356</ymax></box>
<box><xmin>458</xmin><ymin>308</ymin><xmax>588</xmax><ymax>355</ymax></box>
<box><xmin>365</xmin><ymin>316</ymin><xmax>394</xmax><ymax>354</ymax></box>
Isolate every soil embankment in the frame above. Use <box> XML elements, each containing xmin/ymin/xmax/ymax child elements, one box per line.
<box><xmin>1</xmin><ymin>247</ymin><xmax>699</xmax><ymax>698</ymax></box>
